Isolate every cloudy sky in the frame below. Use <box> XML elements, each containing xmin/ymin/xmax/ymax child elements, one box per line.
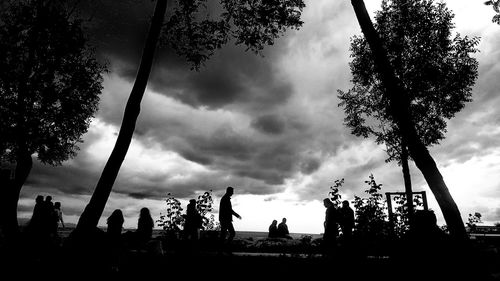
<box><xmin>15</xmin><ymin>0</ymin><xmax>500</xmax><ymax>234</ymax></box>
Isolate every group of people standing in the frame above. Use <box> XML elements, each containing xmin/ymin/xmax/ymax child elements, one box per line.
<box><xmin>27</xmin><ymin>195</ymin><xmax>65</xmax><ymax>240</ymax></box>
<box><xmin>323</xmin><ymin>198</ymin><xmax>355</xmax><ymax>255</ymax></box>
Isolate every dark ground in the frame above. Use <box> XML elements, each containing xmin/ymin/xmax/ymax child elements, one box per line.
<box><xmin>1</xmin><ymin>232</ymin><xmax>499</xmax><ymax>280</ymax></box>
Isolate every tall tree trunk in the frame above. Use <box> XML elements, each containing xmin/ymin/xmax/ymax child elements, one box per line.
<box><xmin>0</xmin><ymin>154</ymin><xmax>32</xmax><ymax>242</ymax></box>
<box><xmin>350</xmin><ymin>0</ymin><xmax>467</xmax><ymax>240</ymax></box>
<box><xmin>76</xmin><ymin>0</ymin><xmax>168</xmax><ymax>233</ymax></box>
<box><xmin>401</xmin><ymin>138</ymin><xmax>413</xmax><ymax>226</ymax></box>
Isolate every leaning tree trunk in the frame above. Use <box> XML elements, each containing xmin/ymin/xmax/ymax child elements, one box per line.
<box><xmin>76</xmin><ymin>0</ymin><xmax>168</xmax><ymax>233</ymax></box>
<box><xmin>401</xmin><ymin>138</ymin><xmax>414</xmax><ymax>225</ymax></box>
<box><xmin>350</xmin><ymin>0</ymin><xmax>468</xmax><ymax>240</ymax></box>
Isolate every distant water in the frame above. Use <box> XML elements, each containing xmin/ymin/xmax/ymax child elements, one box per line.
<box><xmin>56</xmin><ymin>227</ymin><xmax>322</xmax><ymax>240</ymax></box>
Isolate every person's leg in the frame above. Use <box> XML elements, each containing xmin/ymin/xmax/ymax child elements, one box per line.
<box><xmin>226</xmin><ymin>223</ymin><xmax>235</xmax><ymax>253</ymax></box>
<box><xmin>227</xmin><ymin>223</ymin><xmax>235</xmax><ymax>242</ymax></box>
<box><xmin>219</xmin><ymin>222</ymin><xmax>228</xmax><ymax>253</ymax></box>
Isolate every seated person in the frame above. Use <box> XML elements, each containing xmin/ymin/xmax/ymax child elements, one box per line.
<box><xmin>276</xmin><ymin>218</ymin><xmax>292</xmax><ymax>239</ymax></box>
<box><xmin>268</xmin><ymin>220</ymin><xmax>278</xmax><ymax>238</ymax></box>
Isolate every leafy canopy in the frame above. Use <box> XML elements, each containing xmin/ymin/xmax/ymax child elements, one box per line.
<box><xmin>485</xmin><ymin>0</ymin><xmax>500</xmax><ymax>24</ymax></box>
<box><xmin>0</xmin><ymin>0</ymin><xmax>106</xmax><ymax>165</ymax></box>
<box><xmin>163</xmin><ymin>0</ymin><xmax>305</xmax><ymax>70</ymax></box>
<box><xmin>338</xmin><ymin>0</ymin><xmax>479</xmax><ymax>162</ymax></box>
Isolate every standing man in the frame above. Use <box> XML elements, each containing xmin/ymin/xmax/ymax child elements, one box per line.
<box><xmin>323</xmin><ymin>198</ymin><xmax>339</xmax><ymax>257</ymax></box>
<box><xmin>219</xmin><ymin>186</ymin><xmax>241</xmax><ymax>253</ymax></box>
<box><xmin>339</xmin><ymin>200</ymin><xmax>355</xmax><ymax>244</ymax></box>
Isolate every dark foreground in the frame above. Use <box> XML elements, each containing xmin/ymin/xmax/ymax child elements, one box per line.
<box><xmin>1</xmin><ymin>234</ymin><xmax>499</xmax><ymax>281</ymax></box>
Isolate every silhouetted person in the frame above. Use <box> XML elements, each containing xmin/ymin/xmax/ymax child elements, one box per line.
<box><xmin>184</xmin><ymin>199</ymin><xmax>202</xmax><ymax>241</ymax></box>
<box><xmin>136</xmin><ymin>207</ymin><xmax>154</xmax><ymax>248</ymax></box>
<box><xmin>277</xmin><ymin>218</ymin><xmax>292</xmax><ymax>239</ymax></box>
<box><xmin>54</xmin><ymin>202</ymin><xmax>65</xmax><ymax>229</ymax></box>
<box><xmin>339</xmin><ymin>200</ymin><xmax>354</xmax><ymax>243</ymax></box>
<box><xmin>51</xmin><ymin>201</ymin><xmax>64</xmax><ymax>241</ymax></box>
<box><xmin>27</xmin><ymin>195</ymin><xmax>45</xmax><ymax>235</ymax></box>
<box><xmin>268</xmin><ymin>220</ymin><xmax>278</xmax><ymax>238</ymax></box>
<box><xmin>323</xmin><ymin>198</ymin><xmax>339</xmax><ymax>257</ymax></box>
<box><xmin>219</xmin><ymin>186</ymin><xmax>241</xmax><ymax>254</ymax></box>
<box><xmin>41</xmin><ymin>195</ymin><xmax>55</xmax><ymax>237</ymax></box>
<box><xmin>106</xmin><ymin>209</ymin><xmax>124</xmax><ymax>272</ymax></box>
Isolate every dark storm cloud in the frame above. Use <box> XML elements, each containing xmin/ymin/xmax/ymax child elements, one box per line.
<box><xmin>18</xmin><ymin>122</ymin><xmax>286</xmax><ymax>204</ymax></box>
<box><xmin>170</xmin><ymin>129</ymin><xmax>295</xmax><ymax>185</ymax></box>
<box><xmin>64</xmin><ymin>0</ymin><xmax>337</xmax><ymax>199</ymax></box>
<box><xmin>80</xmin><ymin>0</ymin><xmax>294</xmax><ymax>112</ymax></box>
<box><xmin>25</xmin><ymin>162</ymin><xmax>97</xmax><ymax>196</ymax></box>
<box><xmin>251</xmin><ymin>114</ymin><xmax>286</xmax><ymax>135</ymax></box>
<box><xmin>143</xmin><ymin>44</ymin><xmax>293</xmax><ymax>111</ymax></box>
<box><xmin>300</xmin><ymin>158</ymin><xmax>321</xmax><ymax>175</ymax></box>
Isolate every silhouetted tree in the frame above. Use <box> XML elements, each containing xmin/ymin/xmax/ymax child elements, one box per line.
<box><xmin>339</xmin><ymin>0</ymin><xmax>479</xmax><ymax>227</ymax></box>
<box><xmin>485</xmin><ymin>0</ymin><xmax>500</xmax><ymax>24</ymax></box>
<box><xmin>329</xmin><ymin>178</ymin><xmax>344</xmax><ymax>207</ymax></box>
<box><xmin>466</xmin><ymin>212</ymin><xmax>482</xmax><ymax>232</ymax></box>
<box><xmin>348</xmin><ymin>0</ymin><xmax>470</xmax><ymax>240</ymax></box>
<box><xmin>353</xmin><ymin>174</ymin><xmax>389</xmax><ymax>240</ymax></box>
<box><xmin>196</xmin><ymin>190</ymin><xmax>218</xmax><ymax>230</ymax></box>
<box><xmin>0</xmin><ymin>0</ymin><xmax>106</xmax><ymax>240</ymax></box>
<box><xmin>76</xmin><ymin>0</ymin><xmax>305</xmax><ymax>234</ymax></box>
<box><xmin>157</xmin><ymin>193</ymin><xmax>184</xmax><ymax>234</ymax></box>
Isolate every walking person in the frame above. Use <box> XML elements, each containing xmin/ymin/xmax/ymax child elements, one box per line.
<box><xmin>218</xmin><ymin>186</ymin><xmax>241</xmax><ymax>254</ymax></box>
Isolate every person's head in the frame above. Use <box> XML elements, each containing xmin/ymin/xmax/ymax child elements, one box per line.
<box><xmin>282</xmin><ymin>218</ymin><xmax>287</xmax><ymax>223</ymax></box>
<box><xmin>414</xmin><ymin>209</ymin><xmax>437</xmax><ymax>230</ymax></box>
<box><xmin>272</xmin><ymin>220</ymin><xmax>277</xmax><ymax>225</ymax></box>
<box><xmin>54</xmin><ymin>202</ymin><xmax>61</xmax><ymax>209</ymax></box>
<box><xmin>108</xmin><ymin>209</ymin><xmax>124</xmax><ymax>225</ymax></box>
<box><xmin>323</xmin><ymin>198</ymin><xmax>333</xmax><ymax>208</ymax></box>
<box><xmin>342</xmin><ymin>200</ymin><xmax>349</xmax><ymax>208</ymax></box>
<box><xmin>45</xmin><ymin>195</ymin><xmax>52</xmax><ymax>202</ymax></box>
<box><xmin>140</xmin><ymin>207</ymin><xmax>150</xmax><ymax>218</ymax></box>
<box><xmin>226</xmin><ymin>186</ymin><xmax>234</xmax><ymax>196</ymax></box>
<box><xmin>35</xmin><ymin>195</ymin><xmax>44</xmax><ymax>204</ymax></box>
<box><xmin>189</xmin><ymin>199</ymin><xmax>196</xmax><ymax>205</ymax></box>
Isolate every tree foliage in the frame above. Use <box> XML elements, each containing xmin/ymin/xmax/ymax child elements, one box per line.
<box><xmin>157</xmin><ymin>190</ymin><xmax>219</xmax><ymax>233</ymax></box>
<box><xmin>163</xmin><ymin>0</ymin><xmax>305</xmax><ymax>69</ymax></box>
<box><xmin>196</xmin><ymin>190</ymin><xmax>219</xmax><ymax>230</ymax></box>
<box><xmin>466</xmin><ymin>212</ymin><xmax>483</xmax><ymax>232</ymax></box>
<box><xmin>338</xmin><ymin>0</ymin><xmax>479</xmax><ymax>163</ymax></box>
<box><xmin>328</xmin><ymin>178</ymin><xmax>344</xmax><ymax>207</ymax></box>
<box><xmin>353</xmin><ymin>174</ymin><xmax>389</xmax><ymax>240</ymax></box>
<box><xmin>485</xmin><ymin>0</ymin><xmax>500</xmax><ymax>24</ymax></box>
<box><xmin>0</xmin><ymin>0</ymin><xmax>106</xmax><ymax>165</ymax></box>
<box><xmin>157</xmin><ymin>193</ymin><xmax>184</xmax><ymax>232</ymax></box>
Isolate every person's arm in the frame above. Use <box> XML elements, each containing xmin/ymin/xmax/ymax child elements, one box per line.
<box><xmin>59</xmin><ymin>211</ymin><xmax>65</xmax><ymax>228</ymax></box>
<box><xmin>232</xmin><ymin>210</ymin><xmax>241</xmax><ymax>219</ymax></box>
